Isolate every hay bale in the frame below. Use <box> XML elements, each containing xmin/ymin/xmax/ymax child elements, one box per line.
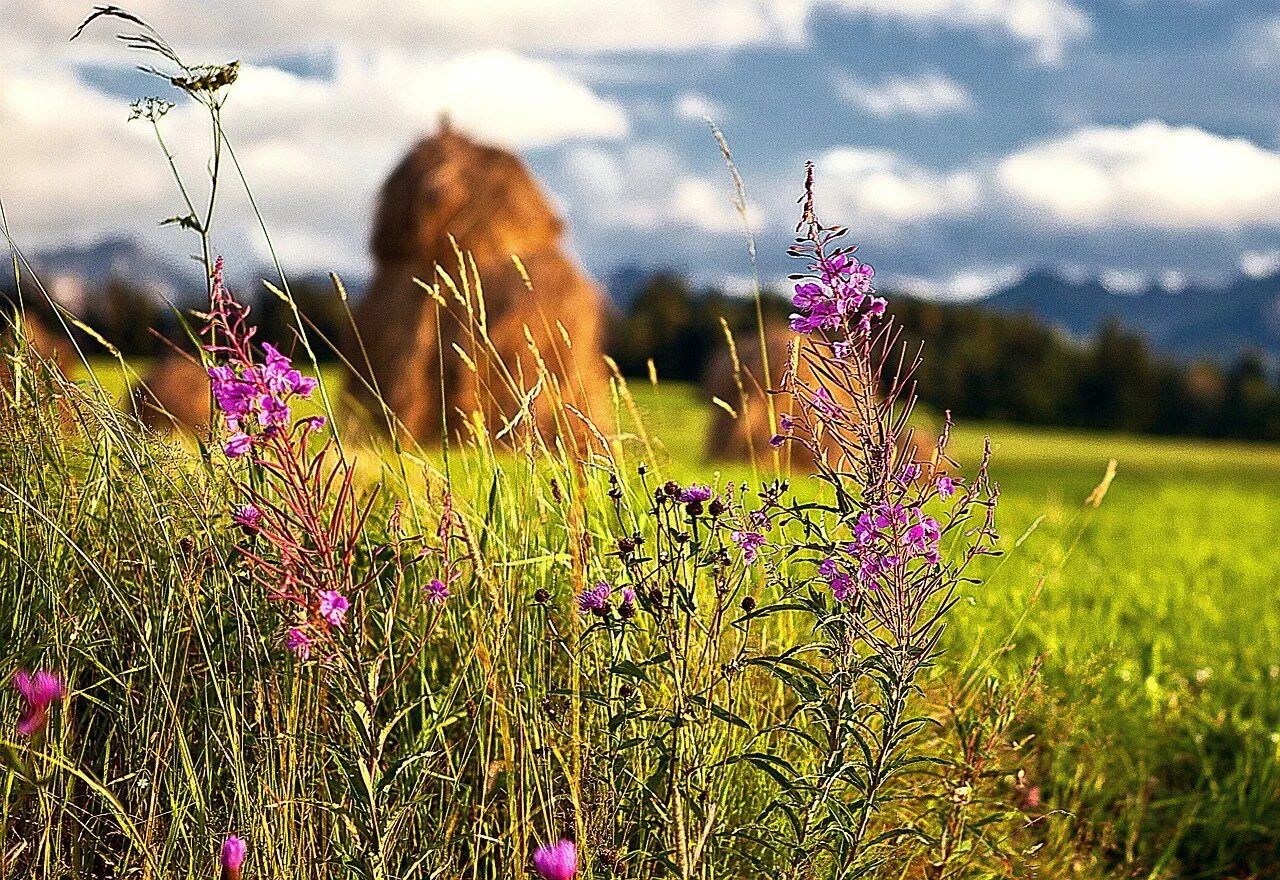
<box><xmin>0</xmin><ymin>311</ymin><xmax>76</xmax><ymax>427</ymax></box>
<box><xmin>345</xmin><ymin>125</ymin><xmax>609</xmax><ymax>446</ymax></box>
<box><xmin>703</xmin><ymin>326</ymin><xmax>936</xmax><ymax>470</ymax></box>
<box><xmin>131</xmin><ymin>351</ymin><xmax>212</xmax><ymax>434</ymax></box>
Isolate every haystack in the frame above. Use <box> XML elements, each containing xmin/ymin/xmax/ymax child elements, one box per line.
<box><xmin>0</xmin><ymin>310</ymin><xmax>77</xmax><ymax>430</ymax></box>
<box><xmin>131</xmin><ymin>351</ymin><xmax>212</xmax><ymax>434</ymax></box>
<box><xmin>703</xmin><ymin>326</ymin><xmax>936</xmax><ymax>470</ymax></box>
<box><xmin>345</xmin><ymin>124</ymin><xmax>609</xmax><ymax>446</ymax></box>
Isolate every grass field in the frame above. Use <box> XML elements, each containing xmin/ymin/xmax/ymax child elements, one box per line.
<box><xmin>4</xmin><ymin>355</ymin><xmax>1280</xmax><ymax>878</ymax></box>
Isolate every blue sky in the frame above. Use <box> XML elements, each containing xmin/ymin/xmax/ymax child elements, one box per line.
<box><xmin>5</xmin><ymin>1</ymin><xmax>1280</xmax><ymax>298</ymax></box>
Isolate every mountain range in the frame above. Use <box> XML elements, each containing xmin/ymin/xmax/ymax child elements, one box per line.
<box><xmin>977</xmin><ymin>269</ymin><xmax>1280</xmax><ymax>364</ymax></box>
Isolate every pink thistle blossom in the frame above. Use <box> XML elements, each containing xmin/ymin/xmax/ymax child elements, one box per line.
<box><xmin>317</xmin><ymin>590</ymin><xmax>350</xmax><ymax>627</ymax></box>
<box><xmin>231</xmin><ymin>504</ymin><xmax>262</xmax><ymax>531</ymax></box>
<box><xmin>13</xmin><ymin>669</ymin><xmax>65</xmax><ymax>737</ymax></box>
<box><xmin>533</xmin><ymin>839</ymin><xmax>578</xmax><ymax>880</ymax></box>
<box><xmin>576</xmin><ymin>581</ymin><xmax>611</xmax><ymax>615</ymax></box>
<box><xmin>221</xmin><ymin>834</ymin><xmax>247</xmax><ymax>880</ymax></box>
<box><xmin>678</xmin><ymin>484</ymin><xmax>712</xmax><ymax>504</ymax></box>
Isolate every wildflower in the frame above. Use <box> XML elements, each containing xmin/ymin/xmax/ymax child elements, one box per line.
<box><xmin>732</xmin><ymin>530</ymin><xmax>766</xmax><ymax>563</ymax></box>
<box><xmin>898</xmin><ymin>462</ymin><xmax>921</xmax><ymax>484</ymax></box>
<box><xmin>576</xmin><ymin>581</ymin><xmax>611</xmax><ymax>615</ymax></box>
<box><xmin>904</xmin><ymin>511</ymin><xmax>941</xmax><ymax>565</ymax></box>
<box><xmin>231</xmin><ymin>504</ymin><xmax>262</xmax><ymax>532</ymax></box>
<box><xmin>533</xmin><ymin>839</ymin><xmax>578</xmax><ymax>880</ymax></box>
<box><xmin>619</xmin><ymin>587</ymin><xmax>637</xmax><ymax>620</ymax></box>
<box><xmin>221</xmin><ymin>835</ymin><xmax>247</xmax><ymax>880</ymax></box>
<box><xmin>678</xmin><ymin>484</ymin><xmax>712</xmax><ymax>504</ymax></box>
<box><xmin>425</xmin><ymin>578</ymin><xmax>450</xmax><ymax>605</ymax></box>
<box><xmin>936</xmin><ymin>475</ymin><xmax>956</xmax><ymax>498</ymax></box>
<box><xmin>811</xmin><ymin>388</ymin><xmax>841</xmax><ymax>420</ymax></box>
<box><xmin>301</xmin><ymin>415</ymin><xmax>327</xmax><ymax>432</ymax></box>
<box><xmin>317</xmin><ymin>590</ymin><xmax>350</xmax><ymax>627</ymax></box>
<box><xmin>818</xmin><ymin>557</ymin><xmax>855</xmax><ymax>602</ymax></box>
<box><xmin>285</xmin><ymin>628</ymin><xmax>312</xmax><ymax>660</ymax></box>
<box><xmin>224</xmin><ymin>432</ymin><xmax>253</xmax><ymax>458</ymax></box>
<box><xmin>13</xmin><ymin>669</ymin><xmax>65</xmax><ymax>738</ymax></box>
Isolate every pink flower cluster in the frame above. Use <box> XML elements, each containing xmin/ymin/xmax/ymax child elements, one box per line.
<box><xmin>821</xmin><ymin>501</ymin><xmax>943</xmax><ymax>602</ymax></box>
<box><xmin>533</xmin><ymin>839</ymin><xmax>578</xmax><ymax>880</ymax></box>
<box><xmin>202</xmin><ymin>258</ymin><xmax>320</xmax><ymax>459</ymax></box>
<box><xmin>789</xmin><ymin>251</ymin><xmax>885</xmax><ymax>337</ymax></box>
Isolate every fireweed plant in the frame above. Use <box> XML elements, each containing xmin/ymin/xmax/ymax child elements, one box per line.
<box><xmin>203</xmin><ymin>259</ymin><xmax>465</xmax><ymax>877</ymax></box>
<box><xmin>536</xmin><ymin>170</ymin><xmax>998</xmax><ymax>878</ymax></box>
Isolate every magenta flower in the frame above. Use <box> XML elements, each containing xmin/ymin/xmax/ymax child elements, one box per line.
<box><xmin>317</xmin><ymin>590</ymin><xmax>350</xmax><ymax>627</ymax></box>
<box><xmin>232</xmin><ymin>504</ymin><xmax>262</xmax><ymax>531</ymax></box>
<box><xmin>533</xmin><ymin>839</ymin><xmax>578</xmax><ymax>880</ymax></box>
<box><xmin>732</xmin><ymin>530</ymin><xmax>767</xmax><ymax>564</ymax></box>
<box><xmin>221</xmin><ymin>834</ymin><xmax>247</xmax><ymax>880</ymax></box>
<box><xmin>425</xmin><ymin>578</ymin><xmax>450</xmax><ymax>605</ymax></box>
<box><xmin>936</xmin><ymin>475</ymin><xmax>956</xmax><ymax>498</ymax></box>
<box><xmin>13</xmin><ymin>668</ymin><xmax>65</xmax><ymax>738</ymax></box>
<box><xmin>576</xmin><ymin>581</ymin><xmax>611</xmax><ymax>615</ymax></box>
<box><xmin>224</xmin><ymin>432</ymin><xmax>254</xmax><ymax>458</ymax></box>
<box><xmin>285</xmin><ymin>628</ymin><xmax>312</xmax><ymax>660</ymax></box>
<box><xmin>818</xmin><ymin>557</ymin><xmax>855</xmax><ymax>603</ymax></box>
<box><xmin>678</xmin><ymin>484</ymin><xmax>712</xmax><ymax>504</ymax></box>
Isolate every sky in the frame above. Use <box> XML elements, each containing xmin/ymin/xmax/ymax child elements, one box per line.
<box><xmin>4</xmin><ymin>0</ymin><xmax>1280</xmax><ymax>299</ymax></box>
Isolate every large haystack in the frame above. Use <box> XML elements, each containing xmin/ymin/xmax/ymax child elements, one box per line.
<box><xmin>703</xmin><ymin>326</ymin><xmax>936</xmax><ymax>470</ymax></box>
<box><xmin>131</xmin><ymin>351</ymin><xmax>212</xmax><ymax>434</ymax></box>
<box><xmin>345</xmin><ymin>125</ymin><xmax>609</xmax><ymax>446</ymax></box>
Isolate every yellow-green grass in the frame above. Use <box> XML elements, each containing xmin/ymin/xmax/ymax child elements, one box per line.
<box><xmin>57</xmin><ymin>358</ymin><xmax>1280</xmax><ymax>875</ymax></box>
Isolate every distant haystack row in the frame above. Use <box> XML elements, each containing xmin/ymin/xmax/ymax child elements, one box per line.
<box><xmin>344</xmin><ymin>124</ymin><xmax>610</xmax><ymax>446</ymax></box>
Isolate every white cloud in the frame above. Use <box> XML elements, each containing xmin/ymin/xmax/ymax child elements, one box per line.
<box><xmin>1241</xmin><ymin>249</ymin><xmax>1280</xmax><ymax>278</ymax></box>
<box><xmin>0</xmin><ymin>49</ymin><xmax>627</xmax><ymax>273</ymax></box>
<box><xmin>815</xmin><ymin>148</ymin><xmax>981</xmax><ymax>229</ymax></box>
<box><xmin>13</xmin><ymin>2</ymin><xmax>807</xmax><ymax>60</ymax></box>
<box><xmin>997</xmin><ymin>121</ymin><xmax>1280</xmax><ymax>229</ymax></box>
<box><xmin>821</xmin><ymin>0</ymin><xmax>1092</xmax><ymax>64</ymax></box>
<box><xmin>837</xmin><ymin>71</ymin><xmax>973</xmax><ymax>117</ymax></box>
<box><xmin>675</xmin><ymin>92</ymin><xmax>726</xmax><ymax>122</ymax></box>
<box><xmin>559</xmin><ymin>143</ymin><xmax>758</xmax><ymax>234</ymax></box>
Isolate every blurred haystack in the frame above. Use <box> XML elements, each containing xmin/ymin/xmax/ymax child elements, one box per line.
<box><xmin>131</xmin><ymin>351</ymin><xmax>212</xmax><ymax>434</ymax></box>
<box><xmin>345</xmin><ymin>124</ymin><xmax>609</xmax><ymax>446</ymax></box>
<box><xmin>0</xmin><ymin>310</ymin><xmax>75</xmax><ymax>425</ymax></box>
<box><xmin>703</xmin><ymin>326</ymin><xmax>937</xmax><ymax>470</ymax></box>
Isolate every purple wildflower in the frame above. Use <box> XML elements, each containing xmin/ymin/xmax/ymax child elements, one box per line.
<box><xmin>317</xmin><ymin>590</ymin><xmax>350</xmax><ymax>627</ymax></box>
<box><xmin>818</xmin><ymin>557</ymin><xmax>855</xmax><ymax>603</ymax></box>
<box><xmin>576</xmin><ymin>581</ymin><xmax>612</xmax><ymax>615</ymax></box>
<box><xmin>221</xmin><ymin>835</ymin><xmax>247</xmax><ymax>880</ymax></box>
<box><xmin>936</xmin><ymin>475</ymin><xmax>956</xmax><ymax>498</ymax></box>
<box><xmin>285</xmin><ymin>628</ymin><xmax>312</xmax><ymax>660</ymax></box>
<box><xmin>232</xmin><ymin>504</ymin><xmax>262</xmax><ymax>531</ymax></box>
<box><xmin>223</xmin><ymin>432</ymin><xmax>254</xmax><ymax>458</ymax></box>
<box><xmin>678</xmin><ymin>484</ymin><xmax>712</xmax><ymax>504</ymax></box>
<box><xmin>533</xmin><ymin>840</ymin><xmax>578</xmax><ymax>880</ymax></box>
<box><xmin>732</xmin><ymin>530</ymin><xmax>767</xmax><ymax>564</ymax></box>
<box><xmin>811</xmin><ymin>388</ymin><xmax>841</xmax><ymax>420</ymax></box>
<box><xmin>425</xmin><ymin>578</ymin><xmax>450</xmax><ymax>605</ymax></box>
<box><xmin>13</xmin><ymin>669</ymin><xmax>65</xmax><ymax>738</ymax></box>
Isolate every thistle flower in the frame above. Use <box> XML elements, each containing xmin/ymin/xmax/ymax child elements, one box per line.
<box><xmin>576</xmin><ymin>581</ymin><xmax>611</xmax><ymax>615</ymax></box>
<box><xmin>317</xmin><ymin>590</ymin><xmax>350</xmax><ymax>627</ymax></box>
<box><xmin>231</xmin><ymin>504</ymin><xmax>262</xmax><ymax>532</ymax></box>
<box><xmin>533</xmin><ymin>839</ymin><xmax>578</xmax><ymax>880</ymax></box>
<box><xmin>678</xmin><ymin>484</ymin><xmax>712</xmax><ymax>504</ymax></box>
<box><xmin>425</xmin><ymin>578</ymin><xmax>450</xmax><ymax>605</ymax></box>
<box><xmin>220</xmin><ymin>834</ymin><xmax>247</xmax><ymax>880</ymax></box>
<box><xmin>13</xmin><ymin>668</ymin><xmax>65</xmax><ymax>738</ymax></box>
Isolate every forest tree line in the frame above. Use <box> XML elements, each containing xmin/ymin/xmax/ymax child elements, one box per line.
<box><xmin>6</xmin><ymin>270</ymin><xmax>1280</xmax><ymax>440</ymax></box>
